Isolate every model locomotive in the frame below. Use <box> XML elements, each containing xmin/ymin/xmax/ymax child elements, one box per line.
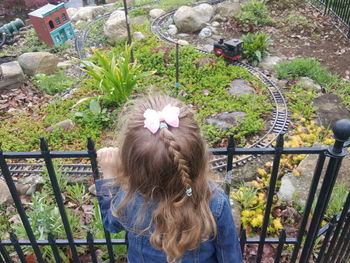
<box><xmin>213</xmin><ymin>38</ymin><xmax>244</xmax><ymax>61</ymax></box>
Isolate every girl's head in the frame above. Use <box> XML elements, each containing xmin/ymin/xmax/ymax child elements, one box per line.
<box><xmin>116</xmin><ymin>95</ymin><xmax>216</xmax><ymax>262</ymax></box>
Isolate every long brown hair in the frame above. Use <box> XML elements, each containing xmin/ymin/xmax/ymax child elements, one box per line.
<box><xmin>114</xmin><ymin>95</ymin><xmax>216</xmax><ymax>262</ymax></box>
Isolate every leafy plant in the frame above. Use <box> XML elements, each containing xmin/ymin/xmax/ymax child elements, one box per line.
<box><xmin>33</xmin><ymin>70</ymin><xmax>76</xmax><ymax>95</ymax></box>
<box><xmin>74</xmin><ymin>100</ymin><xmax>114</xmax><ymax>128</ymax></box>
<box><xmin>242</xmin><ymin>32</ymin><xmax>272</xmax><ymax>65</ymax></box>
<box><xmin>12</xmin><ymin>191</ymin><xmax>81</xmax><ymax>262</ymax></box>
<box><xmin>80</xmin><ymin>44</ymin><xmax>154</xmax><ymax>106</ymax></box>
<box><xmin>129</xmin><ymin>8</ymin><xmax>148</xmax><ymax>17</ymax></box>
<box><xmin>236</xmin><ymin>1</ymin><xmax>274</xmax><ymax>26</ymax></box>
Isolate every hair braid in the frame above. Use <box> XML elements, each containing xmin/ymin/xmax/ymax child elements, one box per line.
<box><xmin>159</xmin><ymin>128</ymin><xmax>192</xmax><ymax>194</ymax></box>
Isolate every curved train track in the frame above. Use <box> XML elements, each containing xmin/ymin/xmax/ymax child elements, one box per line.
<box><xmin>151</xmin><ymin>2</ymin><xmax>290</xmax><ymax>171</ymax></box>
<box><xmin>3</xmin><ymin>0</ymin><xmax>289</xmax><ymax>176</ymax></box>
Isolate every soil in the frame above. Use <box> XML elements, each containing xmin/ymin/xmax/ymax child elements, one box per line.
<box><xmin>164</xmin><ymin>0</ymin><xmax>350</xmax><ymax>79</ymax></box>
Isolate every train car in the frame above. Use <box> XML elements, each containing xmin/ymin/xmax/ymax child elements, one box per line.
<box><xmin>213</xmin><ymin>38</ymin><xmax>244</xmax><ymax>61</ymax></box>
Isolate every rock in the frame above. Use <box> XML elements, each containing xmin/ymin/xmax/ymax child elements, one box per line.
<box><xmin>228</xmin><ymin>79</ymin><xmax>255</xmax><ymax>95</ymax></box>
<box><xmin>177</xmin><ymin>33</ymin><xmax>189</xmax><ymax>38</ymax></box>
<box><xmin>104</xmin><ymin>11</ymin><xmax>129</xmax><ymax>43</ymax></box>
<box><xmin>173</xmin><ymin>4</ymin><xmax>215</xmax><ymax>33</ymax></box>
<box><xmin>18</xmin><ymin>52</ymin><xmax>59</xmax><ymax>76</ymax></box>
<box><xmin>216</xmin><ymin>2</ymin><xmax>241</xmax><ymax>18</ymax></box>
<box><xmin>213</xmin><ymin>14</ymin><xmax>227</xmax><ymax>22</ymax></box>
<box><xmin>133</xmin><ymin>31</ymin><xmax>145</xmax><ymax>41</ymax></box>
<box><xmin>71</xmin><ymin>6</ymin><xmax>105</xmax><ymax>22</ymax></box>
<box><xmin>57</xmin><ymin>61</ymin><xmax>72</xmax><ymax>69</ymax></box>
<box><xmin>168</xmin><ymin>24</ymin><xmax>178</xmax><ymax>35</ymax></box>
<box><xmin>47</xmin><ymin>119</ymin><xmax>76</xmax><ymax>132</ymax></box>
<box><xmin>0</xmin><ymin>180</ymin><xmax>12</xmax><ymax>205</ymax></box>
<box><xmin>89</xmin><ymin>184</ymin><xmax>96</xmax><ymax>195</ymax></box>
<box><xmin>313</xmin><ymin>94</ymin><xmax>350</xmax><ymax>128</ymax></box>
<box><xmin>206</xmin><ymin>112</ymin><xmax>246</xmax><ymax>130</ymax></box>
<box><xmin>296</xmin><ymin>77</ymin><xmax>322</xmax><ymax>92</ymax></box>
<box><xmin>211</xmin><ymin>21</ymin><xmax>220</xmax><ymax>27</ymax></box>
<box><xmin>66</xmin><ymin>7</ymin><xmax>78</xmax><ymax>19</ymax></box>
<box><xmin>259</xmin><ymin>56</ymin><xmax>282</xmax><ymax>70</ymax></box>
<box><xmin>277</xmin><ymin>79</ymin><xmax>288</xmax><ymax>88</ymax></box>
<box><xmin>149</xmin><ymin>9</ymin><xmax>165</xmax><ymax>18</ymax></box>
<box><xmin>277</xmin><ymin>173</ymin><xmax>296</xmax><ymax>202</ymax></box>
<box><xmin>231</xmin><ymin>199</ymin><xmax>241</xmax><ymax>234</ymax></box>
<box><xmin>196</xmin><ymin>57</ymin><xmax>216</xmax><ymax>68</ymax></box>
<box><xmin>177</xmin><ymin>39</ymin><xmax>189</xmax><ymax>46</ymax></box>
<box><xmin>0</xmin><ymin>61</ymin><xmax>25</xmax><ymax>90</ymax></box>
<box><xmin>199</xmin><ymin>27</ymin><xmax>212</xmax><ymax>38</ymax></box>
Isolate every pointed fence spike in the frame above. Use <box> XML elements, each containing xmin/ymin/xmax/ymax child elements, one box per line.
<box><xmin>87</xmin><ymin>136</ymin><xmax>95</xmax><ymax>151</ymax></box>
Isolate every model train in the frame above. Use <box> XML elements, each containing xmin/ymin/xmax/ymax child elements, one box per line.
<box><xmin>213</xmin><ymin>38</ymin><xmax>244</xmax><ymax>61</ymax></box>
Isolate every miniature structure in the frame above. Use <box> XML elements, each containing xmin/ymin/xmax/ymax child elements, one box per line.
<box><xmin>29</xmin><ymin>3</ymin><xmax>75</xmax><ymax>46</ymax></box>
<box><xmin>0</xmin><ymin>18</ymin><xmax>25</xmax><ymax>47</ymax></box>
<box><xmin>213</xmin><ymin>38</ymin><xmax>244</xmax><ymax>61</ymax></box>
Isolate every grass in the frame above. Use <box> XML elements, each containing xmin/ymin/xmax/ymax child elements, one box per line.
<box><xmin>158</xmin><ymin>0</ymin><xmax>196</xmax><ymax>10</ymax></box>
<box><xmin>275</xmin><ymin>58</ymin><xmax>349</xmax><ymax>107</ymax></box>
<box><xmin>33</xmin><ymin>70</ymin><xmax>76</xmax><ymax>95</ymax></box>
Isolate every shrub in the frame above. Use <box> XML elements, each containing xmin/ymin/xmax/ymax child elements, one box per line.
<box><xmin>242</xmin><ymin>32</ymin><xmax>272</xmax><ymax>65</ymax></box>
<box><xmin>81</xmin><ymin>44</ymin><xmax>154</xmax><ymax>106</ymax></box>
<box><xmin>236</xmin><ymin>1</ymin><xmax>274</xmax><ymax>26</ymax></box>
<box><xmin>33</xmin><ymin>70</ymin><xmax>76</xmax><ymax>95</ymax></box>
<box><xmin>275</xmin><ymin>58</ymin><xmax>338</xmax><ymax>87</ymax></box>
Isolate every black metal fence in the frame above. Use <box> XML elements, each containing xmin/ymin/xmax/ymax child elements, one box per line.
<box><xmin>309</xmin><ymin>0</ymin><xmax>350</xmax><ymax>38</ymax></box>
<box><xmin>0</xmin><ymin>119</ymin><xmax>350</xmax><ymax>263</ymax></box>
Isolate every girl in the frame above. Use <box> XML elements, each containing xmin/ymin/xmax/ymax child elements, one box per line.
<box><xmin>95</xmin><ymin>95</ymin><xmax>243</xmax><ymax>263</ymax></box>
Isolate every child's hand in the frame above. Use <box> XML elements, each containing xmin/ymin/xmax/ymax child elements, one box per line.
<box><xmin>97</xmin><ymin>147</ymin><xmax>120</xmax><ymax>179</ymax></box>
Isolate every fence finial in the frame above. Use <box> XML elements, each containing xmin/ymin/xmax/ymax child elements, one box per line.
<box><xmin>87</xmin><ymin>136</ymin><xmax>95</xmax><ymax>151</ymax></box>
<box><xmin>331</xmin><ymin>119</ymin><xmax>350</xmax><ymax>155</ymax></box>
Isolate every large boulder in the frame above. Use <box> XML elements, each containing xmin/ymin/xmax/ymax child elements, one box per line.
<box><xmin>66</xmin><ymin>7</ymin><xmax>78</xmax><ymax>19</ymax></box>
<box><xmin>0</xmin><ymin>61</ymin><xmax>25</xmax><ymax>90</ymax></box>
<box><xmin>71</xmin><ymin>6</ymin><xmax>105</xmax><ymax>22</ymax></box>
<box><xmin>216</xmin><ymin>2</ymin><xmax>241</xmax><ymax>18</ymax></box>
<box><xmin>149</xmin><ymin>9</ymin><xmax>165</xmax><ymax>18</ymax></box>
<box><xmin>18</xmin><ymin>52</ymin><xmax>59</xmax><ymax>76</ymax></box>
<box><xmin>313</xmin><ymin>94</ymin><xmax>350</xmax><ymax>128</ymax></box>
<box><xmin>173</xmin><ymin>4</ymin><xmax>215</xmax><ymax>33</ymax></box>
<box><xmin>104</xmin><ymin>11</ymin><xmax>130</xmax><ymax>43</ymax></box>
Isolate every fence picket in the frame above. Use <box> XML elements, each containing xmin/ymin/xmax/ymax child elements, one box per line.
<box><xmin>0</xmin><ymin>120</ymin><xmax>349</xmax><ymax>262</ymax></box>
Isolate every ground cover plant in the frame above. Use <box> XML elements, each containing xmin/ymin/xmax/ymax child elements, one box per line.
<box><xmin>1</xmin><ymin>0</ymin><xmax>349</xmax><ymax>261</ymax></box>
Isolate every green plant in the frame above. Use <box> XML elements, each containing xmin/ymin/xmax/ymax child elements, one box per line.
<box><xmin>129</xmin><ymin>8</ymin><xmax>148</xmax><ymax>17</ymax></box>
<box><xmin>65</xmin><ymin>183</ymin><xmax>88</xmax><ymax>204</ymax></box>
<box><xmin>81</xmin><ymin>44</ymin><xmax>154</xmax><ymax>106</ymax></box>
<box><xmin>324</xmin><ymin>184</ymin><xmax>348</xmax><ymax>221</ymax></box>
<box><xmin>275</xmin><ymin>58</ymin><xmax>338</xmax><ymax>88</ymax></box>
<box><xmin>236</xmin><ymin>1</ymin><xmax>274</xmax><ymax>26</ymax></box>
<box><xmin>74</xmin><ymin>100</ymin><xmax>114</xmax><ymax>128</ymax></box>
<box><xmin>12</xmin><ymin>191</ymin><xmax>81</xmax><ymax>262</ymax></box>
<box><xmin>33</xmin><ymin>70</ymin><xmax>76</xmax><ymax>95</ymax></box>
<box><xmin>282</xmin><ymin>13</ymin><xmax>316</xmax><ymax>33</ymax></box>
<box><xmin>242</xmin><ymin>32</ymin><xmax>272</xmax><ymax>65</ymax></box>
<box><xmin>158</xmin><ymin>0</ymin><xmax>195</xmax><ymax>10</ymax></box>
<box><xmin>285</xmin><ymin>84</ymin><xmax>318</xmax><ymax>120</ymax></box>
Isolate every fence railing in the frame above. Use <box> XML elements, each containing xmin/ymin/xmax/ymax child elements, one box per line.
<box><xmin>0</xmin><ymin>118</ymin><xmax>349</xmax><ymax>263</ymax></box>
<box><xmin>309</xmin><ymin>0</ymin><xmax>350</xmax><ymax>38</ymax></box>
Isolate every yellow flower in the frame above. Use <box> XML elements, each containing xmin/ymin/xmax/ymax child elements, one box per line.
<box><xmin>242</xmin><ymin>210</ymin><xmax>251</xmax><ymax>218</ymax></box>
<box><xmin>257</xmin><ymin>168</ymin><xmax>267</xmax><ymax>177</ymax></box>
<box><xmin>251</xmin><ymin>214</ymin><xmax>263</xmax><ymax>227</ymax></box>
<box><xmin>273</xmin><ymin>218</ymin><xmax>283</xmax><ymax>230</ymax></box>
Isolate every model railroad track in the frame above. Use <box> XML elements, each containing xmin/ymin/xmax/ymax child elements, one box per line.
<box><xmin>151</xmin><ymin>2</ymin><xmax>290</xmax><ymax>171</ymax></box>
<box><xmin>65</xmin><ymin>0</ymin><xmax>290</xmax><ymax>174</ymax></box>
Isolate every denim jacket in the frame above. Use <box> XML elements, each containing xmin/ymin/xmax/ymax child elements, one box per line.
<box><xmin>96</xmin><ymin>179</ymin><xmax>243</xmax><ymax>263</ymax></box>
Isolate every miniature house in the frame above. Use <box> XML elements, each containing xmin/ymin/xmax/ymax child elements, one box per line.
<box><xmin>29</xmin><ymin>3</ymin><xmax>76</xmax><ymax>46</ymax></box>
